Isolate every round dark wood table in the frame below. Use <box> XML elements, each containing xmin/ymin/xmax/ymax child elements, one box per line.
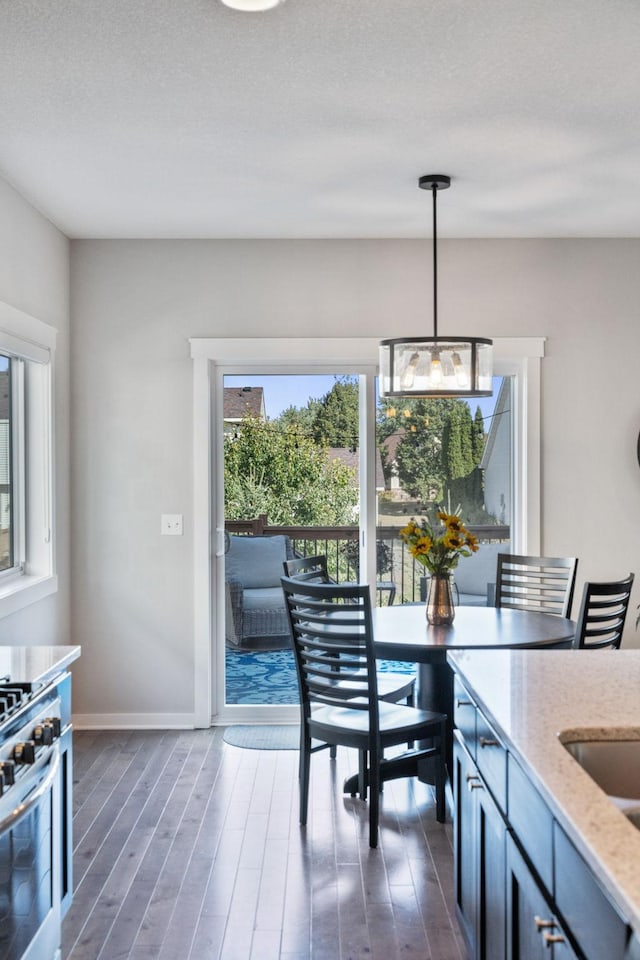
<box><xmin>373</xmin><ymin>604</ymin><xmax>576</xmax><ymax>775</ymax></box>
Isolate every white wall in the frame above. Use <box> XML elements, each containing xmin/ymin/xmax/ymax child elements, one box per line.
<box><xmin>0</xmin><ymin>177</ymin><xmax>70</xmax><ymax>645</ymax></box>
<box><xmin>69</xmin><ymin>238</ymin><xmax>640</xmax><ymax>721</ymax></box>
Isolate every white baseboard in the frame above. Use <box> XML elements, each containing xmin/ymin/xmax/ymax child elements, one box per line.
<box><xmin>72</xmin><ymin>712</ymin><xmax>198</xmax><ymax>730</ymax></box>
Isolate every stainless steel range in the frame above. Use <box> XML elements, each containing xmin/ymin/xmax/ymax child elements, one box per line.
<box><xmin>0</xmin><ymin>647</ymin><xmax>79</xmax><ymax>960</ymax></box>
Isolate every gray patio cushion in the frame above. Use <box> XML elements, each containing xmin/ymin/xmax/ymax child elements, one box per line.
<box><xmin>454</xmin><ymin>541</ymin><xmax>508</xmax><ymax>597</ymax></box>
<box><xmin>225</xmin><ymin>535</ymin><xmax>289</xmax><ymax>589</ymax></box>
<box><xmin>242</xmin><ymin>587</ymin><xmax>286</xmax><ymax>611</ymax></box>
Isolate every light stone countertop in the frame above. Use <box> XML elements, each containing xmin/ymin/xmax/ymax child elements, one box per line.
<box><xmin>0</xmin><ymin>644</ymin><xmax>81</xmax><ymax>686</ymax></box>
<box><xmin>448</xmin><ymin>648</ymin><xmax>640</xmax><ymax>933</ymax></box>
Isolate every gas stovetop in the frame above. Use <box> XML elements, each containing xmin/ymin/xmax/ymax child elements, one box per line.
<box><xmin>0</xmin><ymin>679</ymin><xmax>45</xmax><ymax>728</ymax></box>
<box><xmin>0</xmin><ymin>678</ymin><xmax>47</xmax><ymax>740</ymax></box>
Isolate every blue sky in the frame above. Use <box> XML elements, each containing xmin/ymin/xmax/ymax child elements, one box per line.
<box><xmin>224</xmin><ymin>374</ymin><xmax>501</xmax><ymax>429</ymax></box>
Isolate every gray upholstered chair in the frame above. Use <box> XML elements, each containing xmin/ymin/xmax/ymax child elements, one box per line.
<box><xmin>225</xmin><ymin>534</ymin><xmax>295</xmax><ymax>647</ymax></box>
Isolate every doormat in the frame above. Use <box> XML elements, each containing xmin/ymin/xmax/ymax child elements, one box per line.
<box><xmin>223</xmin><ymin>724</ymin><xmax>299</xmax><ymax>750</ymax></box>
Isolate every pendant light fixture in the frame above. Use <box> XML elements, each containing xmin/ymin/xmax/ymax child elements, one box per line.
<box><xmin>380</xmin><ymin>175</ymin><xmax>493</xmax><ymax>399</ymax></box>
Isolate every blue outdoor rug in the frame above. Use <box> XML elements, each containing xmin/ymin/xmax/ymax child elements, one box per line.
<box><xmin>225</xmin><ymin>647</ymin><xmax>416</xmax><ymax>705</ymax></box>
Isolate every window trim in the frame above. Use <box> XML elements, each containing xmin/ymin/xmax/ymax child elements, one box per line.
<box><xmin>0</xmin><ymin>300</ymin><xmax>57</xmax><ymax>618</ymax></box>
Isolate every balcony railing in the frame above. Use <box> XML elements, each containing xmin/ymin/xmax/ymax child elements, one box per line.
<box><xmin>225</xmin><ymin>514</ymin><xmax>510</xmax><ymax>605</ymax></box>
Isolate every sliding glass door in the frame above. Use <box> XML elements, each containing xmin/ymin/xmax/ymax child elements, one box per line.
<box><xmin>214</xmin><ymin>363</ymin><xmax>378</xmax><ymax>724</ymax></box>
<box><xmin>190</xmin><ymin>335</ymin><xmax>541</xmax><ymax>727</ymax></box>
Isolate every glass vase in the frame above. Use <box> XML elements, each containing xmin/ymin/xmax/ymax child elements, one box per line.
<box><xmin>426</xmin><ymin>574</ymin><xmax>455</xmax><ymax>625</ymax></box>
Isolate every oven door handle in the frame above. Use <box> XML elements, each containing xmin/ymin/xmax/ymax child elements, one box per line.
<box><xmin>0</xmin><ymin>744</ymin><xmax>60</xmax><ymax>836</ymax></box>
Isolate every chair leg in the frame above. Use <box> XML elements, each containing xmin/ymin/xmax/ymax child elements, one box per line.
<box><xmin>434</xmin><ymin>720</ymin><xmax>446</xmax><ymax>824</ymax></box>
<box><xmin>406</xmin><ymin>689</ymin><xmax>415</xmax><ymax>748</ymax></box>
<box><xmin>299</xmin><ymin>731</ymin><xmax>311</xmax><ymax>826</ymax></box>
<box><xmin>357</xmin><ymin>749</ymin><xmax>368</xmax><ymax>800</ymax></box>
<box><xmin>369</xmin><ymin>745</ymin><xmax>381</xmax><ymax>848</ymax></box>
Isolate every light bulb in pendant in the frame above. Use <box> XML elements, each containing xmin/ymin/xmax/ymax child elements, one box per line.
<box><xmin>401</xmin><ymin>351</ymin><xmax>420</xmax><ymax>390</ymax></box>
<box><xmin>451</xmin><ymin>351</ymin><xmax>469</xmax><ymax>388</ymax></box>
<box><xmin>430</xmin><ymin>350</ymin><xmax>443</xmax><ymax>386</ymax></box>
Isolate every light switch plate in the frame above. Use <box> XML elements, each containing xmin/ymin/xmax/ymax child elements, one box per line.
<box><xmin>161</xmin><ymin>514</ymin><xmax>183</xmax><ymax>535</ymax></box>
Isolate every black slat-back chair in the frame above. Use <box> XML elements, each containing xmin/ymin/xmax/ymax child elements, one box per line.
<box><xmin>283</xmin><ymin>555</ymin><xmax>415</xmax><ymax>706</ymax></box>
<box><xmin>281</xmin><ymin>576</ymin><xmax>446</xmax><ymax>848</ymax></box>
<box><xmin>495</xmin><ymin>553</ymin><xmax>578</xmax><ymax>617</ymax></box>
<box><xmin>573</xmin><ymin>573</ymin><xmax>635</xmax><ymax>649</ymax></box>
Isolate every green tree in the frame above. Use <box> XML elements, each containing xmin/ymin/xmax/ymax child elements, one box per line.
<box><xmin>472</xmin><ymin>406</ymin><xmax>485</xmax><ymax>465</ymax></box>
<box><xmin>311</xmin><ymin>377</ymin><xmax>359</xmax><ymax>447</ymax></box>
<box><xmin>276</xmin><ymin>401</ymin><xmax>319</xmax><ymax>436</ymax></box>
<box><xmin>442</xmin><ymin>403</ymin><xmax>474</xmax><ymax>481</ymax></box>
<box><xmin>377</xmin><ymin>397</ymin><xmax>487</xmax><ymax>517</ymax></box>
<box><xmin>442</xmin><ymin>405</ymin><xmax>487</xmax><ymax>521</ymax></box>
<box><xmin>224</xmin><ymin>415</ymin><xmax>358</xmax><ymax>525</ymax></box>
<box><xmin>379</xmin><ymin>398</ymin><xmax>457</xmax><ymax>507</ymax></box>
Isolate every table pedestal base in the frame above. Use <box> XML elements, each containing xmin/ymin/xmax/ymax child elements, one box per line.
<box><xmin>342</xmin><ymin>746</ymin><xmax>441</xmax><ymax>797</ymax></box>
<box><xmin>417</xmin><ymin>660</ymin><xmax>454</xmax><ymax>777</ymax></box>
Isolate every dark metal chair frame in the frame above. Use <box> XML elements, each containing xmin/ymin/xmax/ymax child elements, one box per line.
<box><xmin>573</xmin><ymin>573</ymin><xmax>635</xmax><ymax>650</ymax></box>
<box><xmin>495</xmin><ymin>553</ymin><xmax>578</xmax><ymax>618</ymax></box>
<box><xmin>281</xmin><ymin>575</ymin><xmax>446</xmax><ymax>848</ymax></box>
<box><xmin>283</xmin><ymin>555</ymin><xmax>414</xmax><ymax>705</ymax></box>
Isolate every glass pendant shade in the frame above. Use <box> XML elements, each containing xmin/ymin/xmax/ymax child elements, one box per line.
<box><xmin>380</xmin><ymin>336</ymin><xmax>493</xmax><ymax>398</ymax></box>
<box><xmin>379</xmin><ymin>174</ymin><xmax>493</xmax><ymax>399</ymax></box>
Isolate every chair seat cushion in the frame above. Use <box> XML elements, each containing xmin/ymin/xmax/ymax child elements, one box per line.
<box><xmin>457</xmin><ymin>592</ymin><xmax>489</xmax><ymax>607</ymax></box>
<box><xmin>242</xmin><ymin>587</ymin><xmax>285</xmax><ymax>611</ymax></box>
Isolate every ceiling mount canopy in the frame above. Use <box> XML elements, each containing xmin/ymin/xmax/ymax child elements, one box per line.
<box><xmin>219</xmin><ymin>0</ymin><xmax>285</xmax><ymax>10</ymax></box>
<box><xmin>380</xmin><ymin>174</ymin><xmax>493</xmax><ymax>399</ymax></box>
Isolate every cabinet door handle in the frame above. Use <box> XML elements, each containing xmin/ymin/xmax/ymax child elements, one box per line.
<box><xmin>467</xmin><ymin>777</ymin><xmax>484</xmax><ymax>791</ymax></box>
<box><xmin>456</xmin><ymin>698</ymin><xmax>472</xmax><ymax>707</ymax></box>
<box><xmin>542</xmin><ymin>932</ymin><xmax>566</xmax><ymax>946</ymax></box>
<box><xmin>534</xmin><ymin>916</ymin><xmax>556</xmax><ymax>930</ymax></box>
<box><xmin>479</xmin><ymin>736</ymin><xmax>499</xmax><ymax>748</ymax></box>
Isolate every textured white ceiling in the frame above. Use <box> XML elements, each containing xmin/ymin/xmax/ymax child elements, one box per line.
<box><xmin>1</xmin><ymin>0</ymin><xmax>639</xmax><ymax>239</ymax></box>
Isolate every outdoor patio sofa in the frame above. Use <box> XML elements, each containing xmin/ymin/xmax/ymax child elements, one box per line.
<box><xmin>450</xmin><ymin>540</ymin><xmax>508</xmax><ymax>606</ymax></box>
<box><xmin>225</xmin><ymin>533</ymin><xmax>295</xmax><ymax>647</ymax></box>
<box><xmin>420</xmin><ymin>540</ymin><xmax>507</xmax><ymax>606</ymax></box>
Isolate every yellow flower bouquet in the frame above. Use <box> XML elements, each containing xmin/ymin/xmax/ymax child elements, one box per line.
<box><xmin>399</xmin><ymin>511</ymin><xmax>479</xmax><ymax>576</ymax></box>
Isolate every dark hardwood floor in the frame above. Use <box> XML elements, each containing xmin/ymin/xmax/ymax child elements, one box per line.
<box><xmin>62</xmin><ymin>728</ymin><xmax>467</xmax><ymax>960</ymax></box>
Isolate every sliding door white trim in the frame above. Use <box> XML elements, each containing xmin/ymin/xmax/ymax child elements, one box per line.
<box><xmin>190</xmin><ymin>337</ymin><xmax>543</xmax><ymax>727</ymax></box>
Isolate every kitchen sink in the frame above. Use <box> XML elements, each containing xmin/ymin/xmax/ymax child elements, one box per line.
<box><xmin>562</xmin><ymin>738</ymin><xmax>640</xmax><ymax>826</ymax></box>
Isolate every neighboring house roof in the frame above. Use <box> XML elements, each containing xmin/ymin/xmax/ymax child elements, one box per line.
<box><xmin>480</xmin><ymin>379</ymin><xmax>510</xmax><ymax>469</ymax></box>
<box><xmin>328</xmin><ymin>447</ymin><xmax>386</xmax><ymax>491</ymax></box>
<box><xmin>223</xmin><ymin>386</ymin><xmax>266</xmax><ymax>422</ymax></box>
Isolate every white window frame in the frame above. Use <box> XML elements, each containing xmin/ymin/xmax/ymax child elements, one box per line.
<box><xmin>491</xmin><ymin>338</ymin><xmax>544</xmax><ymax>554</ymax></box>
<box><xmin>0</xmin><ymin>301</ymin><xmax>57</xmax><ymax>618</ymax></box>
<box><xmin>190</xmin><ymin>336</ymin><xmax>543</xmax><ymax>728</ymax></box>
